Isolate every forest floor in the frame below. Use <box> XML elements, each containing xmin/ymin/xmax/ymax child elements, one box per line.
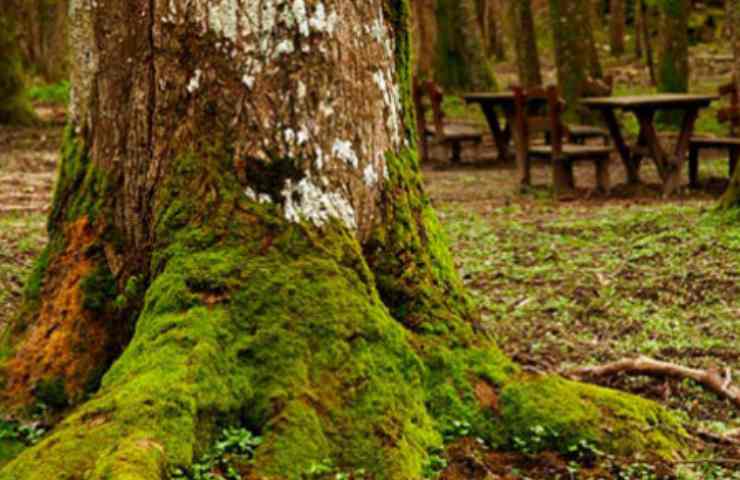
<box><xmin>2</xmin><ymin>55</ymin><xmax>740</xmax><ymax>477</ymax></box>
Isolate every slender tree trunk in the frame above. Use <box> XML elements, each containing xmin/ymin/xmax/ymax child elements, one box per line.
<box><xmin>643</xmin><ymin>1</ymin><xmax>657</xmax><ymax>85</ymax></box>
<box><xmin>635</xmin><ymin>0</ymin><xmax>644</xmax><ymax>58</ymax></box>
<box><xmin>610</xmin><ymin>0</ymin><xmax>626</xmax><ymax>56</ymax></box>
<box><xmin>657</xmin><ymin>0</ymin><xmax>689</xmax><ymax>125</ymax></box>
<box><xmin>435</xmin><ymin>0</ymin><xmax>498</xmax><ymax>90</ymax></box>
<box><xmin>0</xmin><ymin>2</ymin><xmax>34</xmax><ymax>124</ymax></box>
<box><xmin>489</xmin><ymin>0</ymin><xmax>507</xmax><ymax>60</ymax></box>
<box><xmin>509</xmin><ymin>0</ymin><xmax>543</xmax><ymax>87</ymax></box>
<box><xmin>721</xmin><ymin>0</ymin><xmax>740</xmax><ymax>208</ymax></box>
<box><xmin>550</xmin><ymin>0</ymin><xmax>592</xmax><ymax>120</ymax></box>
<box><xmin>0</xmin><ymin>1</ymin><xmax>686</xmax><ymax>478</ymax></box>
<box><xmin>586</xmin><ymin>3</ymin><xmax>604</xmax><ymax>79</ymax></box>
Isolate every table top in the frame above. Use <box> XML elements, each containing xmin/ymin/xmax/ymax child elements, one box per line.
<box><xmin>581</xmin><ymin>94</ymin><xmax>718</xmax><ymax>110</ymax></box>
<box><xmin>464</xmin><ymin>92</ymin><xmax>514</xmax><ymax>103</ymax></box>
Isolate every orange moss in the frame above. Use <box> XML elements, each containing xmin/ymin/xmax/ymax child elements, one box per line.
<box><xmin>4</xmin><ymin>217</ymin><xmax>114</xmax><ymax>407</ymax></box>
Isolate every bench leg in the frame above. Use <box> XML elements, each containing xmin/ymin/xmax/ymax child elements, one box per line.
<box><xmin>450</xmin><ymin>141</ymin><xmax>462</xmax><ymax>163</ymax></box>
<box><xmin>688</xmin><ymin>145</ymin><xmax>700</xmax><ymax>188</ymax></box>
<box><xmin>595</xmin><ymin>157</ymin><xmax>610</xmax><ymax>193</ymax></box>
<box><xmin>553</xmin><ymin>157</ymin><xmax>571</xmax><ymax>194</ymax></box>
<box><xmin>567</xmin><ymin>161</ymin><xmax>576</xmax><ymax>189</ymax></box>
<box><xmin>730</xmin><ymin>147</ymin><xmax>738</xmax><ymax>178</ymax></box>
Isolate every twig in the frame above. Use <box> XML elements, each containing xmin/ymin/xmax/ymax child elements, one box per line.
<box><xmin>567</xmin><ymin>356</ymin><xmax>740</xmax><ymax>408</ymax></box>
<box><xmin>672</xmin><ymin>459</ymin><xmax>740</xmax><ymax>466</ymax></box>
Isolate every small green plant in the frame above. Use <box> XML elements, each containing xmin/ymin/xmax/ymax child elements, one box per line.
<box><xmin>26</xmin><ymin>81</ymin><xmax>71</xmax><ymax>105</ymax></box>
<box><xmin>170</xmin><ymin>427</ymin><xmax>261</xmax><ymax>480</ymax></box>
<box><xmin>442</xmin><ymin>419</ymin><xmax>472</xmax><ymax>442</ymax></box>
<box><xmin>302</xmin><ymin>458</ymin><xmax>367</xmax><ymax>479</ymax></box>
<box><xmin>421</xmin><ymin>448</ymin><xmax>448</xmax><ymax>480</ymax></box>
<box><xmin>0</xmin><ymin>419</ymin><xmax>46</xmax><ymax>446</ymax></box>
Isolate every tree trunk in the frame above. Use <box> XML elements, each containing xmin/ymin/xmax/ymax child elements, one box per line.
<box><xmin>509</xmin><ymin>0</ymin><xmax>543</xmax><ymax>87</ymax></box>
<box><xmin>0</xmin><ymin>2</ymin><xmax>34</xmax><ymax>124</ymax></box>
<box><xmin>0</xmin><ymin>0</ymin><xmax>686</xmax><ymax>477</ymax></box>
<box><xmin>610</xmin><ymin>0</ymin><xmax>626</xmax><ymax>56</ymax></box>
<box><xmin>550</xmin><ymin>0</ymin><xmax>592</xmax><ymax>120</ymax></box>
<box><xmin>434</xmin><ymin>0</ymin><xmax>498</xmax><ymax>90</ymax></box>
<box><xmin>657</xmin><ymin>0</ymin><xmax>689</xmax><ymax>124</ymax></box>
<box><xmin>721</xmin><ymin>0</ymin><xmax>740</xmax><ymax>208</ymax></box>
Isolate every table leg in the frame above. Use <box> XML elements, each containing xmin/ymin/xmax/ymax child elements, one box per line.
<box><xmin>481</xmin><ymin>104</ymin><xmax>510</xmax><ymax>161</ymax></box>
<box><xmin>600</xmin><ymin>109</ymin><xmax>640</xmax><ymax>184</ymax></box>
<box><xmin>656</xmin><ymin>107</ymin><xmax>699</xmax><ymax>195</ymax></box>
<box><xmin>635</xmin><ymin>109</ymin><xmax>670</xmax><ymax>181</ymax></box>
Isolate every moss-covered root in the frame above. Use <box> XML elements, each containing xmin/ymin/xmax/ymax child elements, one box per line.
<box><xmin>499</xmin><ymin>376</ymin><xmax>687</xmax><ymax>459</ymax></box>
<box><xmin>0</xmin><ymin>229</ymin><xmax>440</xmax><ymax>480</ymax></box>
<box><xmin>719</xmin><ymin>164</ymin><xmax>740</xmax><ymax>208</ymax></box>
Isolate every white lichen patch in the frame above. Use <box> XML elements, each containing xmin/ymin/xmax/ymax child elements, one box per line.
<box><xmin>281</xmin><ymin>176</ymin><xmax>356</xmax><ymax>229</ymax></box>
<box><xmin>332</xmin><ymin>139</ymin><xmax>359</xmax><ymax>169</ymax></box>
<box><xmin>187</xmin><ymin>69</ymin><xmax>203</xmax><ymax>93</ymax></box>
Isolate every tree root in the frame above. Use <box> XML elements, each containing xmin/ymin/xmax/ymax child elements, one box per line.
<box><xmin>567</xmin><ymin>356</ymin><xmax>740</xmax><ymax>408</ymax></box>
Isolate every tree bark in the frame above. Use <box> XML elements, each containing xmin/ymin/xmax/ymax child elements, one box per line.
<box><xmin>509</xmin><ymin>0</ymin><xmax>543</xmax><ymax>87</ymax></box>
<box><xmin>434</xmin><ymin>0</ymin><xmax>498</xmax><ymax>90</ymax></box>
<box><xmin>610</xmin><ymin>0</ymin><xmax>626</xmax><ymax>56</ymax></box>
<box><xmin>0</xmin><ymin>2</ymin><xmax>35</xmax><ymax>124</ymax></box>
<box><xmin>0</xmin><ymin>0</ymin><xmax>686</xmax><ymax>478</ymax></box>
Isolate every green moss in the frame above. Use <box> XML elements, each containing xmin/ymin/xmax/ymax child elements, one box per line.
<box><xmin>81</xmin><ymin>264</ymin><xmax>118</xmax><ymax>312</ymax></box>
<box><xmin>32</xmin><ymin>376</ymin><xmax>69</xmax><ymax>409</ymax></box>
<box><xmin>0</xmin><ymin>439</ymin><xmax>25</xmax><ymax>469</ymax></box>
<box><xmin>500</xmin><ymin>375</ymin><xmax>687</xmax><ymax>459</ymax></box>
<box><xmin>49</xmin><ymin>126</ymin><xmax>110</xmax><ymax>230</ymax></box>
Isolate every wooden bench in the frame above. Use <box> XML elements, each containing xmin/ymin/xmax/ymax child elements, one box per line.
<box><xmin>413</xmin><ymin>78</ymin><xmax>483</xmax><ymax>163</ymax></box>
<box><xmin>688</xmin><ymin>81</ymin><xmax>740</xmax><ymax>187</ymax></box>
<box><xmin>513</xmin><ymin>85</ymin><xmax>611</xmax><ymax>193</ymax></box>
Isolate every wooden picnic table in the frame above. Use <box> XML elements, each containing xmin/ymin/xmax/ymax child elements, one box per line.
<box><xmin>464</xmin><ymin>92</ymin><xmax>550</xmax><ymax>162</ymax></box>
<box><xmin>581</xmin><ymin>94</ymin><xmax>718</xmax><ymax>195</ymax></box>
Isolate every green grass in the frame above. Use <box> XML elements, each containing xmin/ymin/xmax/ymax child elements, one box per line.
<box><xmin>0</xmin><ymin>213</ymin><xmax>47</xmax><ymax>327</ymax></box>
<box><xmin>26</xmin><ymin>81</ymin><xmax>70</xmax><ymax>106</ymax></box>
<box><xmin>440</xmin><ymin>201</ymin><xmax>739</xmax><ymax>427</ymax></box>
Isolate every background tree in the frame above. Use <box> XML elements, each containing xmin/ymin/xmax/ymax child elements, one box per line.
<box><xmin>435</xmin><ymin>0</ymin><xmax>498</xmax><ymax>89</ymax></box>
<box><xmin>412</xmin><ymin>0</ymin><xmax>438</xmax><ymax>79</ymax></box>
<box><xmin>15</xmin><ymin>0</ymin><xmax>68</xmax><ymax>82</ymax></box>
<box><xmin>509</xmin><ymin>0</ymin><xmax>543</xmax><ymax>87</ymax></box>
<box><xmin>0</xmin><ymin>2</ymin><xmax>34</xmax><ymax>124</ymax></box>
<box><xmin>549</xmin><ymin>0</ymin><xmax>593</xmax><ymax>119</ymax></box>
<box><xmin>586</xmin><ymin>5</ymin><xmax>605</xmax><ymax>79</ymax></box>
<box><xmin>610</xmin><ymin>0</ymin><xmax>627</xmax><ymax>55</ymax></box>
<box><xmin>657</xmin><ymin>0</ymin><xmax>689</xmax><ymax>124</ymax></box>
<box><xmin>0</xmin><ymin>0</ymin><xmax>685</xmax><ymax>477</ymax></box>
<box><xmin>721</xmin><ymin>0</ymin><xmax>740</xmax><ymax>208</ymax></box>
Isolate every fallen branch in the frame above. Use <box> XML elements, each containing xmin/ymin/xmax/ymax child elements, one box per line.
<box><xmin>567</xmin><ymin>356</ymin><xmax>740</xmax><ymax>409</ymax></box>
